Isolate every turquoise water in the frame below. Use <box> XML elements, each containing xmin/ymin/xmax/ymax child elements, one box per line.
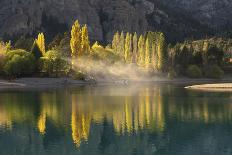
<box><xmin>0</xmin><ymin>84</ymin><xmax>232</xmax><ymax>155</ymax></box>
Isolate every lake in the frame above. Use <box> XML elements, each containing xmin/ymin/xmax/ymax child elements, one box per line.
<box><xmin>0</xmin><ymin>84</ymin><xmax>232</xmax><ymax>155</ymax></box>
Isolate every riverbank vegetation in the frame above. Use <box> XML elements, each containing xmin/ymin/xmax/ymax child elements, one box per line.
<box><xmin>0</xmin><ymin>20</ymin><xmax>231</xmax><ymax>80</ymax></box>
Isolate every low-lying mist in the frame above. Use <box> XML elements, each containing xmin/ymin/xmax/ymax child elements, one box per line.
<box><xmin>70</xmin><ymin>58</ymin><xmax>158</xmax><ymax>82</ymax></box>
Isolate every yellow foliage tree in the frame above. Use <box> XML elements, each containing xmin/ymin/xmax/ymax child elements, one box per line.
<box><xmin>70</xmin><ymin>20</ymin><xmax>82</xmax><ymax>58</ymax></box>
<box><xmin>137</xmin><ymin>35</ymin><xmax>145</xmax><ymax>65</ymax></box>
<box><xmin>124</xmin><ymin>32</ymin><xmax>132</xmax><ymax>63</ymax></box>
<box><xmin>36</xmin><ymin>33</ymin><xmax>46</xmax><ymax>56</ymax></box>
<box><xmin>132</xmin><ymin>32</ymin><xmax>138</xmax><ymax>63</ymax></box>
<box><xmin>81</xmin><ymin>24</ymin><xmax>90</xmax><ymax>55</ymax></box>
<box><xmin>145</xmin><ymin>38</ymin><xmax>150</xmax><ymax>66</ymax></box>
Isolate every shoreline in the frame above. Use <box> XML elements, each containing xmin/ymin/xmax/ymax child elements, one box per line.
<box><xmin>0</xmin><ymin>77</ymin><xmax>231</xmax><ymax>90</ymax></box>
<box><xmin>185</xmin><ymin>83</ymin><xmax>232</xmax><ymax>92</ymax></box>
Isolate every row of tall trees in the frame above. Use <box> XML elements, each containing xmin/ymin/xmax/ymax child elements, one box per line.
<box><xmin>70</xmin><ymin>20</ymin><xmax>90</xmax><ymax>58</ymax></box>
<box><xmin>111</xmin><ymin>31</ymin><xmax>167</xmax><ymax>71</ymax></box>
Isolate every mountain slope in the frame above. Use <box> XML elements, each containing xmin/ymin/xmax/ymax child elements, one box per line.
<box><xmin>0</xmin><ymin>0</ymin><xmax>231</xmax><ymax>43</ymax></box>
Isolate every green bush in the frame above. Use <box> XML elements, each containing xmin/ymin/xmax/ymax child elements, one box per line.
<box><xmin>31</xmin><ymin>42</ymin><xmax>43</xmax><ymax>60</ymax></box>
<box><xmin>39</xmin><ymin>50</ymin><xmax>70</xmax><ymax>77</ymax></box>
<box><xmin>205</xmin><ymin>65</ymin><xmax>224</xmax><ymax>79</ymax></box>
<box><xmin>168</xmin><ymin>69</ymin><xmax>177</xmax><ymax>79</ymax></box>
<box><xmin>186</xmin><ymin>65</ymin><xmax>202</xmax><ymax>78</ymax></box>
<box><xmin>4</xmin><ymin>49</ymin><xmax>36</xmax><ymax>77</ymax></box>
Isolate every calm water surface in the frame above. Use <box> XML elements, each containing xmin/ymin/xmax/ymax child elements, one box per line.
<box><xmin>0</xmin><ymin>84</ymin><xmax>232</xmax><ymax>155</ymax></box>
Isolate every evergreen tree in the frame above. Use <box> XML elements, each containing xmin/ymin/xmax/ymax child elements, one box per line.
<box><xmin>124</xmin><ymin>32</ymin><xmax>132</xmax><ymax>63</ymax></box>
<box><xmin>36</xmin><ymin>33</ymin><xmax>46</xmax><ymax>56</ymax></box>
<box><xmin>138</xmin><ymin>35</ymin><xmax>145</xmax><ymax>65</ymax></box>
<box><xmin>31</xmin><ymin>41</ymin><xmax>43</xmax><ymax>60</ymax></box>
<box><xmin>132</xmin><ymin>32</ymin><xmax>138</xmax><ymax>63</ymax></box>
<box><xmin>70</xmin><ymin>20</ymin><xmax>82</xmax><ymax>58</ymax></box>
<box><xmin>81</xmin><ymin>25</ymin><xmax>90</xmax><ymax>55</ymax></box>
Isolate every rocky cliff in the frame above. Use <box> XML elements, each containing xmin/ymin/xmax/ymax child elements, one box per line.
<box><xmin>0</xmin><ymin>0</ymin><xmax>231</xmax><ymax>43</ymax></box>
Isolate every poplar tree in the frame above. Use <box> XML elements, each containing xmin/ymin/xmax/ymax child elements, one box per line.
<box><xmin>151</xmin><ymin>43</ymin><xmax>158</xmax><ymax>70</ymax></box>
<box><xmin>70</xmin><ymin>20</ymin><xmax>81</xmax><ymax>58</ymax></box>
<box><xmin>81</xmin><ymin>24</ymin><xmax>90</xmax><ymax>55</ymax></box>
<box><xmin>119</xmin><ymin>31</ymin><xmax>125</xmax><ymax>57</ymax></box>
<box><xmin>138</xmin><ymin>35</ymin><xmax>145</xmax><ymax>65</ymax></box>
<box><xmin>132</xmin><ymin>32</ymin><xmax>138</xmax><ymax>63</ymax></box>
<box><xmin>157</xmin><ymin>33</ymin><xmax>167</xmax><ymax>71</ymax></box>
<box><xmin>112</xmin><ymin>31</ymin><xmax>120</xmax><ymax>54</ymax></box>
<box><xmin>36</xmin><ymin>33</ymin><xmax>46</xmax><ymax>56</ymax></box>
<box><xmin>145</xmin><ymin>38</ymin><xmax>150</xmax><ymax>66</ymax></box>
<box><xmin>124</xmin><ymin>32</ymin><xmax>132</xmax><ymax>63</ymax></box>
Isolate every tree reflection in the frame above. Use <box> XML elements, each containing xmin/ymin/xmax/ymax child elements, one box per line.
<box><xmin>0</xmin><ymin>86</ymin><xmax>232</xmax><ymax>151</ymax></box>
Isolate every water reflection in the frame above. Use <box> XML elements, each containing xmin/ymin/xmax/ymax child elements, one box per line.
<box><xmin>0</xmin><ymin>85</ymin><xmax>232</xmax><ymax>154</ymax></box>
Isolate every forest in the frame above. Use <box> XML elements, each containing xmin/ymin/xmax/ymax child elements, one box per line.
<box><xmin>0</xmin><ymin>20</ymin><xmax>231</xmax><ymax>80</ymax></box>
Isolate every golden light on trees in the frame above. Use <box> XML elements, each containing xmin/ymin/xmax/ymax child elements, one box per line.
<box><xmin>36</xmin><ymin>33</ymin><xmax>46</xmax><ymax>56</ymax></box>
<box><xmin>70</xmin><ymin>20</ymin><xmax>82</xmax><ymax>58</ymax></box>
<box><xmin>37</xmin><ymin>113</ymin><xmax>46</xmax><ymax>135</ymax></box>
<box><xmin>81</xmin><ymin>24</ymin><xmax>90</xmax><ymax>55</ymax></box>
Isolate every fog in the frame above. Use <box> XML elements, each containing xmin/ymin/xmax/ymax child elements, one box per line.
<box><xmin>71</xmin><ymin>58</ymin><xmax>156</xmax><ymax>82</ymax></box>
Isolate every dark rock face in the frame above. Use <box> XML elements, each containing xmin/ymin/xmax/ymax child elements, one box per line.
<box><xmin>0</xmin><ymin>0</ymin><xmax>231</xmax><ymax>43</ymax></box>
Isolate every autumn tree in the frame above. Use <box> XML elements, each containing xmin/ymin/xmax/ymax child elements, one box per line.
<box><xmin>137</xmin><ymin>35</ymin><xmax>145</xmax><ymax>65</ymax></box>
<box><xmin>119</xmin><ymin>31</ymin><xmax>125</xmax><ymax>57</ymax></box>
<box><xmin>132</xmin><ymin>32</ymin><xmax>138</xmax><ymax>63</ymax></box>
<box><xmin>81</xmin><ymin>25</ymin><xmax>90</xmax><ymax>55</ymax></box>
<box><xmin>157</xmin><ymin>33</ymin><xmax>167</xmax><ymax>71</ymax></box>
<box><xmin>70</xmin><ymin>20</ymin><xmax>82</xmax><ymax>58</ymax></box>
<box><xmin>36</xmin><ymin>33</ymin><xmax>46</xmax><ymax>56</ymax></box>
<box><xmin>124</xmin><ymin>32</ymin><xmax>132</xmax><ymax>63</ymax></box>
<box><xmin>112</xmin><ymin>31</ymin><xmax>120</xmax><ymax>54</ymax></box>
<box><xmin>145</xmin><ymin>38</ymin><xmax>151</xmax><ymax>66</ymax></box>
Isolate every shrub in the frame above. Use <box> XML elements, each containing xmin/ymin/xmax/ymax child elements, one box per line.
<box><xmin>186</xmin><ymin>65</ymin><xmax>202</xmax><ymax>78</ymax></box>
<box><xmin>31</xmin><ymin>41</ymin><xmax>43</xmax><ymax>60</ymax></box>
<box><xmin>0</xmin><ymin>41</ymin><xmax>9</xmax><ymax>73</ymax></box>
<box><xmin>4</xmin><ymin>49</ymin><xmax>36</xmax><ymax>77</ymax></box>
<box><xmin>205</xmin><ymin>65</ymin><xmax>224</xmax><ymax>79</ymax></box>
<box><xmin>168</xmin><ymin>69</ymin><xmax>177</xmax><ymax>79</ymax></box>
<box><xmin>91</xmin><ymin>42</ymin><xmax>120</xmax><ymax>63</ymax></box>
<box><xmin>39</xmin><ymin>50</ymin><xmax>70</xmax><ymax>77</ymax></box>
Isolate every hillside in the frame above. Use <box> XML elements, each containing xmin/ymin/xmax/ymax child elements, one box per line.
<box><xmin>0</xmin><ymin>0</ymin><xmax>231</xmax><ymax>43</ymax></box>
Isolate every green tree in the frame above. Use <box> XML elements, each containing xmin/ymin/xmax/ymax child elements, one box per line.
<box><xmin>31</xmin><ymin>41</ymin><xmax>43</xmax><ymax>60</ymax></box>
<box><xmin>4</xmin><ymin>49</ymin><xmax>36</xmax><ymax>77</ymax></box>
